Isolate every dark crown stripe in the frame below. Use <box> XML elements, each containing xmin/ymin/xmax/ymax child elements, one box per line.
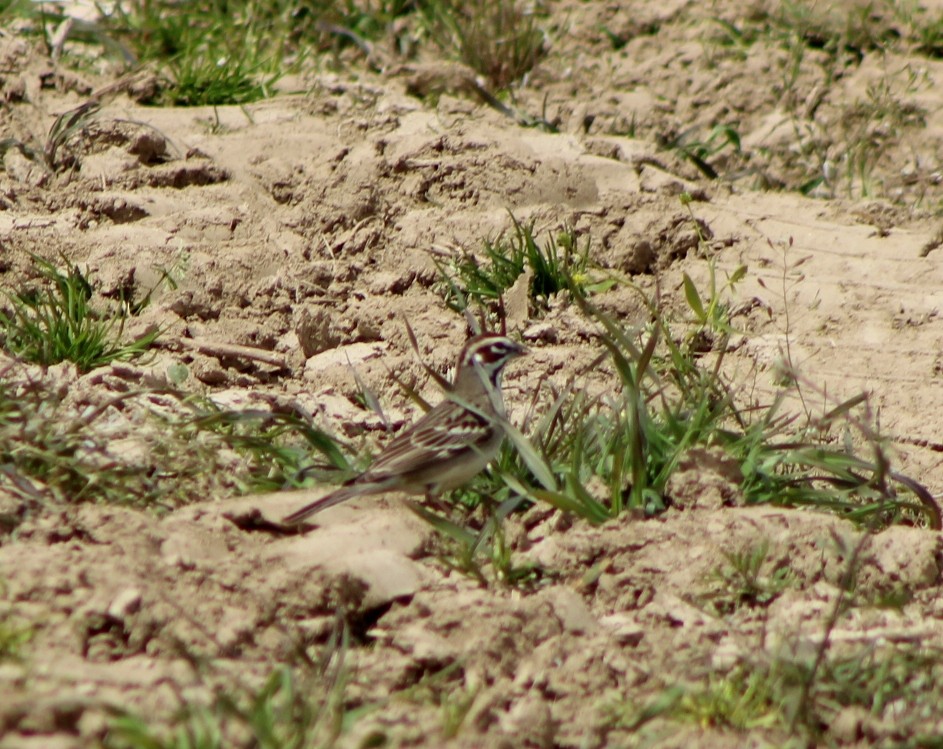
<box><xmin>459</xmin><ymin>335</ymin><xmax>523</xmax><ymax>388</ymax></box>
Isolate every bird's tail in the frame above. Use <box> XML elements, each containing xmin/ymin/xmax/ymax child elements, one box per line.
<box><xmin>281</xmin><ymin>485</ymin><xmax>363</xmax><ymax>525</ymax></box>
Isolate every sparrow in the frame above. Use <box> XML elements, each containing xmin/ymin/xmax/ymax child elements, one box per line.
<box><xmin>283</xmin><ymin>333</ymin><xmax>526</xmax><ymax>523</ymax></box>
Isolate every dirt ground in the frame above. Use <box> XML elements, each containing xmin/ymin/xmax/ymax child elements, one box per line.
<box><xmin>3</xmin><ymin>1</ymin><xmax>943</xmax><ymax>747</ymax></box>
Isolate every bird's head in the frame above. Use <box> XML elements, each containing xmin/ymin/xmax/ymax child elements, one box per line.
<box><xmin>457</xmin><ymin>334</ymin><xmax>527</xmax><ymax>389</ymax></box>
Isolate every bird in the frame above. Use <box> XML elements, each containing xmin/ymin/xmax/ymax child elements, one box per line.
<box><xmin>282</xmin><ymin>333</ymin><xmax>527</xmax><ymax>524</ymax></box>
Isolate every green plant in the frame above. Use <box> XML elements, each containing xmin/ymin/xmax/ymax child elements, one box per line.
<box><xmin>318</xmin><ymin>0</ymin><xmax>418</xmax><ymax>48</ymax></box>
<box><xmin>177</xmin><ymin>400</ymin><xmax>353</xmax><ymax>494</ymax></box>
<box><xmin>101</xmin><ymin>0</ymin><xmax>300</xmax><ymax>106</ymax></box>
<box><xmin>409</xmin><ymin>487</ymin><xmax>542</xmax><ymax>588</ymax></box>
<box><xmin>700</xmin><ymin>541</ymin><xmax>794</xmax><ymax>616</ymax></box>
<box><xmin>487</xmin><ymin>266</ymin><xmax>939</xmax><ymax>530</ymax></box>
<box><xmin>897</xmin><ymin>1</ymin><xmax>943</xmax><ymax>57</ymax></box>
<box><xmin>661</xmin><ymin>124</ymin><xmax>743</xmax><ymax>180</ymax></box>
<box><xmin>0</xmin><ymin>381</ymin><xmax>159</xmax><ymax>511</ymax></box>
<box><xmin>435</xmin><ymin>216</ymin><xmax>608</xmax><ymax>318</ymax></box>
<box><xmin>418</xmin><ymin>0</ymin><xmax>547</xmax><ymax>89</ymax></box>
<box><xmin>834</xmin><ymin>66</ymin><xmax>926</xmax><ymax>199</ymax></box>
<box><xmin>396</xmin><ymin>663</ymin><xmax>479</xmax><ymax>740</ymax></box>
<box><xmin>671</xmin><ymin>643</ymin><xmax>943</xmax><ymax>742</ymax></box>
<box><xmin>106</xmin><ymin>657</ymin><xmax>352</xmax><ymax>749</ymax></box>
<box><xmin>0</xmin><ymin>604</ymin><xmax>33</xmax><ymax>661</ymax></box>
<box><xmin>679</xmin><ymin>201</ymin><xmax>747</xmax><ymax>347</ymax></box>
<box><xmin>0</xmin><ymin>254</ymin><xmax>160</xmax><ymax>372</ymax></box>
<box><xmin>610</xmin><ymin>527</ymin><xmax>943</xmax><ymax>744</ymax></box>
<box><xmin>0</xmin><ymin>371</ymin><xmax>352</xmax><ymax>519</ymax></box>
<box><xmin>677</xmin><ymin>664</ymin><xmax>784</xmax><ymax>731</ymax></box>
<box><xmin>0</xmin><ymin>0</ymin><xmax>32</xmax><ymax>16</ymax></box>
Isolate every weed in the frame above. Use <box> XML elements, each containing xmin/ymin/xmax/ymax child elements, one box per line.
<box><xmin>677</xmin><ymin>665</ymin><xmax>784</xmax><ymax>730</ymax></box>
<box><xmin>100</xmin><ymin>0</ymin><xmax>300</xmax><ymax>106</ymax></box>
<box><xmin>0</xmin><ymin>379</ymin><xmax>159</xmax><ymax>511</ymax></box>
<box><xmin>679</xmin><ymin>218</ymin><xmax>747</xmax><ymax>345</ymax></box>
<box><xmin>0</xmin><ymin>602</ymin><xmax>32</xmax><ymax>661</ymax></box>
<box><xmin>702</xmin><ymin>17</ymin><xmax>756</xmax><ymax>64</ymax></box>
<box><xmin>485</xmin><ymin>261</ymin><xmax>939</xmax><ymax>530</ymax></box>
<box><xmin>106</xmin><ymin>633</ymin><xmax>353</xmax><ymax>748</ymax></box>
<box><xmin>316</xmin><ymin>0</ymin><xmax>418</xmax><ymax>53</ymax></box>
<box><xmin>897</xmin><ymin>1</ymin><xmax>943</xmax><ymax>57</ymax></box>
<box><xmin>613</xmin><ymin>527</ymin><xmax>943</xmax><ymax>744</ymax></box>
<box><xmin>0</xmin><ymin>0</ymin><xmax>32</xmax><ymax>17</ymax></box>
<box><xmin>0</xmin><ymin>254</ymin><xmax>161</xmax><ymax>372</ymax></box>
<box><xmin>700</xmin><ymin>541</ymin><xmax>794</xmax><ymax>616</ymax></box>
<box><xmin>660</xmin><ymin>124</ymin><xmax>743</xmax><ymax>180</ymax></box>
<box><xmin>435</xmin><ymin>216</ymin><xmax>608</xmax><ymax>319</ymax></box>
<box><xmin>43</xmin><ymin>101</ymin><xmax>103</xmax><ymax>172</ymax></box>
<box><xmin>409</xmin><ymin>490</ymin><xmax>542</xmax><ymax>588</ymax></box>
<box><xmin>419</xmin><ymin>0</ymin><xmax>547</xmax><ymax>90</ymax></box>
<box><xmin>831</xmin><ymin>64</ymin><xmax>927</xmax><ymax>199</ymax></box>
<box><xmin>692</xmin><ymin>2</ymin><xmax>939</xmax><ymax>204</ymax></box>
<box><xmin>2</xmin><ymin>100</ymin><xmax>171</xmax><ymax>176</ymax></box>
<box><xmin>176</xmin><ymin>401</ymin><xmax>352</xmax><ymax>493</ymax></box>
<box><xmin>671</xmin><ymin>644</ymin><xmax>943</xmax><ymax>742</ymax></box>
<box><xmin>0</xmin><ymin>369</ymin><xmax>351</xmax><ymax>520</ymax></box>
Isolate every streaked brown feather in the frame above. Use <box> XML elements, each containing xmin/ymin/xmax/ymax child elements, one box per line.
<box><xmin>360</xmin><ymin>403</ymin><xmax>492</xmax><ymax>479</ymax></box>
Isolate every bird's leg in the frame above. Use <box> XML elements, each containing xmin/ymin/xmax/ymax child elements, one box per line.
<box><xmin>424</xmin><ymin>490</ymin><xmax>453</xmax><ymax>516</ymax></box>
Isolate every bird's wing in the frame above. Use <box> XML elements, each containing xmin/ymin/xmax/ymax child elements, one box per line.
<box><xmin>361</xmin><ymin>403</ymin><xmax>493</xmax><ymax>479</ymax></box>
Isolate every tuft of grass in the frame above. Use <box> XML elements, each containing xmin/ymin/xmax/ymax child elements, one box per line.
<box><xmin>0</xmin><ymin>254</ymin><xmax>161</xmax><ymax>373</ymax></box>
<box><xmin>418</xmin><ymin>0</ymin><xmax>547</xmax><ymax>89</ymax></box>
<box><xmin>435</xmin><ymin>216</ymin><xmax>609</xmax><ymax>319</ymax></box>
<box><xmin>99</xmin><ymin>0</ymin><xmax>301</xmax><ymax>106</ymax></box>
<box><xmin>829</xmin><ymin>66</ymin><xmax>927</xmax><ymax>199</ymax></box>
<box><xmin>0</xmin><ymin>380</ymin><xmax>162</xmax><ymax>512</ymax></box>
<box><xmin>699</xmin><ymin>541</ymin><xmax>795</xmax><ymax>616</ymax></box>
<box><xmin>0</xmin><ymin>372</ymin><xmax>351</xmax><ymax>521</ymax></box>
<box><xmin>487</xmin><ymin>261</ymin><xmax>939</xmax><ymax>530</ymax></box>
<box><xmin>676</xmin><ymin>665</ymin><xmax>784</xmax><ymax>731</ymax></box>
<box><xmin>899</xmin><ymin>2</ymin><xmax>943</xmax><ymax>58</ymax></box>
<box><xmin>394</xmin><ymin>663</ymin><xmax>479</xmax><ymax>740</ymax></box>
<box><xmin>0</xmin><ymin>599</ymin><xmax>33</xmax><ymax>662</ymax></box>
<box><xmin>408</xmin><ymin>490</ymin><xmax>543</xmax><ymax>588</ymax></box>
<box><xmin>660</xmin><ymin>123</ymin><xmax>743</xmax><ymax>180</ymax></box>
<box><xmin>106</xmin><ymin>656</ymin><xmax>352</xmax><ymax>749</ymax></box>
<box><xmin>414</xmin><ymin>225</ymin><xmax>938</xmax><ymax>568</ymax></box>
<box><xmin>672</xmin><ymin>645</ymin><xmax>943</xmax><ymax>742</ymax></box>
<box><xmin>175</xmin><ymin>401</ymin><xmax>353</xmax><ymax>494</ymax></box>
<box><xmin>610</xmin><ymin>527</ymin><xmax>943</xmax><ymax>745</ymax></box>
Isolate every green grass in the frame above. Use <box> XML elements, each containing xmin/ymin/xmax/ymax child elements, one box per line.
<box><xmin>15</xmin><ymin>0</ymin><xmax>410</xmax><ymax>106</ymax></box>
<box><xmin>660</xmin><ymin>123</ymin><xmax>743</xmax><ymax>181</ymax></box>
<box><xmin>104</xmin><ymin>616</ymin><xmax>357</xmax><ymax>747</ymax></box>
<box><xmin>670</xmin><ymin>644</ymin><xmax>943</xmax><ymax>743</ymax></box>
<box><xmin>418</xmin><ymin>0</ymin><xmax>547</xmax><ymax>90</ymax></box>
<box><xmin>0</xmin><ymin>607</ymin><xmax>32</xmax><ymax>662</ymax></box>
<box><xmin>11</xmin><ymin>0</ymin><xmax>548</xmax><ymax>106</ymax></box>
<box><xmin>606</xmin><ymin>524</ymin><xmax>943</xmax><ymax>746</ymax></box>
<box><xmin>715</xmin><ymin>1</ymin><xmax>942</xmax><ymax>63</ymax></box>
<box><xmin>699</xmin><ymin>541</ymin><xmax>795</xmax><ymax>616</ymax></box>
<box><xmin>173</xmin><ymin>400</ymin><xmax>353</xmax><ymax>493</ymax></box>
<box><xmin>0</xmin><ymin>379</ymin><xmax>160</xmax><ymax>511</ymax></box>
<box><xmin>408</xmin><ymin>487</ymin><xmax>544</xmax><ymax>588</ymax></box>
<box><xmin>0</xmin><ymin>374</ymin><xmax>351</xmax><ymax>521</ymax></box>
<box><xmin>100</xmin><ymin>0</ymin><xmax>300</xmax><ymax>106</ymax></box>
<box><xmin>435</xmin><ymin>216</ymin><xmax>610</xmax><ymax>319</ymax></box>
<box><xmin>0</xmin><ymin>254</ymin><xmax>161</xmax><ymax>372</ymax></box>
<box><xmin>487</xmin><ymin>260</ymin><xmax>940</xmax><ymax>529</ymax></box>
<box><xmin>692</xmin><ymin>2</ymin><xmax>940</xmax><ymax>204</ymax></box>
<box><xmin>106</xmin><ymin>657</ymin><xmax>352</xmax><ymax>749</ymax></box>
<box><xmin>32</xmin><ymin>0</ymin><xmax>544</xmax><ymax>107</ymax></box>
